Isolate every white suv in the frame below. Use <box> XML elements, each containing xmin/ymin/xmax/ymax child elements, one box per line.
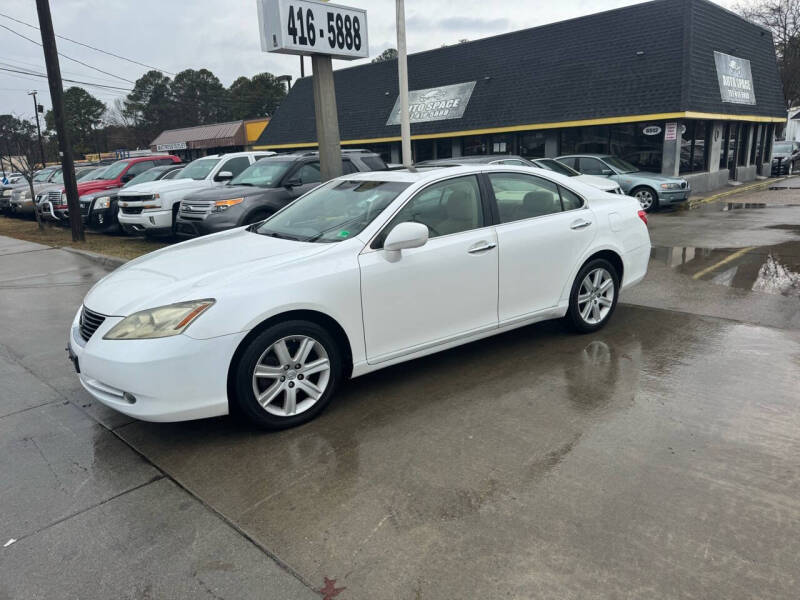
<box><xmin>117</xmin><ymin>151</ymin><xmax>274</xmax><ymax>235</ymax></box>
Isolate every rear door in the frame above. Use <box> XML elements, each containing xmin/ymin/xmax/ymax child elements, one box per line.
<box><xmin>283</xmin><ymin>161</ymin><xmax>321</xmax><ymax>201</ymax></box>
<box><xmin>487</xmin><ymin>171</ymin><xmax>596</xmax><ymax>321</ymax></box>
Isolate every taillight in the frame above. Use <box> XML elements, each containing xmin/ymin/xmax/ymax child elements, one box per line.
<box><xmin>637</xmin><ymin>210</ymin><xmax>648</xmax><ymax>226</ymax></box>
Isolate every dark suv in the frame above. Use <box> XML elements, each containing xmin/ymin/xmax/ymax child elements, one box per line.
<box><xmin>175</xmin><ymin>150</ymin><xmax>387</xmax><ymax>236</ymax></box>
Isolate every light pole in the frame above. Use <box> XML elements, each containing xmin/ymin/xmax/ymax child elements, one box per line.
<box><xmin>395</xmin><ymin>0</ymin><xmax>412</xmax><ymax>168</ymax></box>
<box><xmin>276</xmin><ymin>74</ymin><xmax>293</xmax><ymax>92</ymax></box>
<box><xmin>28</xmin><ymin>90</ymin><xmax>47</xmax><ymax>167</ymax></box>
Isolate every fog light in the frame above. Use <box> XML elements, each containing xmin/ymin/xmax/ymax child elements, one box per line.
<box><xmin>98</xmin><ymin>215</ymin><xmax>104</xmax><ymax>224</ymax></box>
<box><xmin>122</xmin><ymin>392</ymin><xmax>137</xmax><ymax>404</ymax></box>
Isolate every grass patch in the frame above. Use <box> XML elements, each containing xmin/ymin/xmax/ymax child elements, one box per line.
<box><xmin>0</xmin><ymin>215</ymin><xmax>169</xmax><ymax>260</ymax></box>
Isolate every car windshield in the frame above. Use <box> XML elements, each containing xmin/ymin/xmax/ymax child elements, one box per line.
<box><xmin>774</xmin><ymin>142</ymin><xmax>793</xmax><ymax>153</ymax></box>
<box><xmin>83</xmin><ymin>166</ymin><xmax>109</xmax><ymax>181</ymax></box>
<box><xmin>76</xmin><ymin>168</ymin><xmax>99</xmax><ymax>181</ymax></box>
<box><xmin>253</xmin><ymin>180</ymin><xmax>410</xmax><ymax>243</ymax></box>
<box><xmin>33</xmin><ymin>170</ymin><xmax>54</xmax><ymax>182</ymax></box>
<box><xmin>536</xmin><ymin>159</ymin><xmax>578</xmax><ymax>176</ymax></box>
<box><xmin>177</xmin><ymin>158</ymin><xmax>220</xmax><ymax>180</ymax></box>
<box><xmin>124</xmin><ymin>168</ymin><xmax>166</xmax><ymax>188</ymax></box>
<box><xmin>100</xmin><ymin>160</ymin><xmax>130</xmax><ymax>180</ymax></box>
<box><xmin>51</xmin><ymin>170</ymin><xmax>65</xmax><ymax>183</ymax></box>
<box><xmin>603</xmin><ymin>156</ymin><xmax>638</xmax><ymax>173</ymax></box>
<box><xmin>231</xmin><ymin>160</ymin><xmax>293</xmax><ymax>187</ymax></box>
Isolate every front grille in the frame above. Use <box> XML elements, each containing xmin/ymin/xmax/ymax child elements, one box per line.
<box><xmin>80</xmin><ymin>201</ymin><xmax>91</xmax><ymax>215</ymax></box>
<box><xmin>121</xmin><ymin>206</ymin><xmax>143</xmax><ymax>215</ymax></box>
<box><xmin>47</xmin><ymin>189</ymin><xmax>63</xmax><ymax>203</ymax></box>
<box><xmin>79</xmin><ymin>306</ymin><xmax>106</xmax><ymax>342</ymax></box>
<box><xmin>180</xmin><ymin>200</ymin><xmax>214</xmax><ymax>215</ymax></box>
<box><xmin>120</xmin><ymin>193</ymin><xmax>155</xmax><ymax>203</ymax></box>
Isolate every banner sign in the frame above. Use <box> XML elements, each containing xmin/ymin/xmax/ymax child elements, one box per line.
<box><xmin>156</xmin><ymin>142</ymin><xmax>187</xmax><ymax>151</ymax></box>
<box><xmin>257</xmin><ymin>0</ymin><xmax>368</xmax><ymax>60</ymax></box>
<box><xmin>714</xmin><ymin>51</ymin><xmax>756</xmax><ymax>105</ymax></box>
<box><xmin>387</xmin><ymin>81</ymin><xmax>476</xmax><ymax>126</ymax></box>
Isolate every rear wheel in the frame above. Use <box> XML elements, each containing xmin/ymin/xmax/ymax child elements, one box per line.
<box><xmin>566</xmin><ymin>258</ymin><xmax>620</xmax><ymax>333</ymax></box>
<box><xmin>632</xmin><ymin>186</ymin><xmax>658</xmax><ymax>213</ymax></box>
<box><xmin>233</xmin><ymin>320</ymin><xmax>343</xmax><ymax>429</ymax></box>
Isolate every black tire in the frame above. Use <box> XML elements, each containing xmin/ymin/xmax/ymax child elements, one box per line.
<box><xmin>631</xmin><ymin>186</ymin><xmax>659</xmax><ymax>213</ymax></box>
<box><xmin>233</xmin><ymin>319</ymin><xmax>344</xmax><ymax>429</ymax></box>
<box><xmin>566</xmin><ymin>258</ymin><xmax>620</xmax><ymax>333</ymax></box>
<box><xmin>170</xmin><ymin>203</ymin><xmax>180</xmax><ymax>235</ymax></box>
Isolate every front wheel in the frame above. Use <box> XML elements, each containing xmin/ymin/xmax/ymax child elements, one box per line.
<box><xmin>233</xmin><ymin>320</ymin><xmax>343</xmax><ymax>429</ymax></box>
<box><xmin>566</xmin><ymin>259</ymin><xmax>620</xmax><ymax>333</ymax></box>
<box><xmin>632</xmin><ymin>186</ymin><xmax>658</xmax><ymax>213</ymax></box>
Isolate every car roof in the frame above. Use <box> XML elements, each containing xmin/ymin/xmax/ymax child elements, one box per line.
<box><xmin>339</xmin><ymin>163</ymin><xmax>569</xmax><ymax>184</ymax></box>
<box><xmin>558</xmin><ymin>153</ymin><xmax>613</xmax><ymax>159</ymax></box>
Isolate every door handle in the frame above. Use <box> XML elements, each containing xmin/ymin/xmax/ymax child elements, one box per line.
<box><xmin>467</xmin><ymin>242</ymin><xmax>497</xmax><ymax>254</ymax></box>
<box><xmin>570</xmin><ymin>219</ymin><xmax>592</xmax><ymax>230</ymax></box>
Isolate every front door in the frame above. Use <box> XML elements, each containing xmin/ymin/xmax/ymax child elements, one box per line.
<box><xmin>486</xmin><ymin>172</ymin><xmax>597</xmax><ymax>321</ymax></box>
<box><xmin>359</xmin><ymin>175</ymin><xmax>498</xmax><ymax>363</ymax></box>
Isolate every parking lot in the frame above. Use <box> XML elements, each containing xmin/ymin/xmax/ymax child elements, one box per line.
<box><xmin>1</xmin><ymin>187</ymin><xmax>799</xmax><ymax>599</ymax></box>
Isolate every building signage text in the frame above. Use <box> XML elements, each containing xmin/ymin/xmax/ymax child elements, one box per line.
<box><xmin>387</xmin><ymin>81</ymin><xmax>476</xmax><ymax>126</ymax></box>
<box><xmin>714</xmin><ymin>51</ymin><xmax>756</xmax><ymax>105</ymax></box>
<box><xmin>156</xmin><ymin>142</ymin><xmax>187</xmax><ymax>151</ymax></box>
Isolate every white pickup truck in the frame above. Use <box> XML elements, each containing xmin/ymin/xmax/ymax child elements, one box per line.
<box><xmin>117</xmin><ymin>151</ymin><xmax>274</xmax><ymax>235</ymax></box>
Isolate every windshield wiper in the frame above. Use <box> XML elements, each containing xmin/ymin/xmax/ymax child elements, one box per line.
<box><xmin>257</xmin><ymin>230</ymin><xmax>303</xmax><ymax>241</ymax></box>
<box><xmin>235</xmin><ymin>182</ymin><xmax>255</xmax><ymax>186</ymax></box>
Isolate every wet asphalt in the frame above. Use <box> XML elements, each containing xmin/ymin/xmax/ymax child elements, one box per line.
<box><xmin>1</xmin><ymin>187</ymin><xmax>799</xmax><ymax>599</ymax></box>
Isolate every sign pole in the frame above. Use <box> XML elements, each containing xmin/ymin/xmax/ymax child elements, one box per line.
<box><xmin>396</xmin><ymin>0</ymin><xmax>412</xmax><ymax>168</ymax></box>
<box><xmin>311</xmin><ymin>55</ymin><xmax>342</xmax><ymax>181</ymax></box>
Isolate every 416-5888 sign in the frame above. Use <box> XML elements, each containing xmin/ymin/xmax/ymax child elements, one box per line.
<box><xmin>257</xmin><ymin>0</ymin><xmax>369</xmax><ymax>60</ymax></box>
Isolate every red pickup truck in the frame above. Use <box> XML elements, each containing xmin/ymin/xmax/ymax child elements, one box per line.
<box><xmin>75</xmin><ymin>155</ymin><xmax>181</xmax><ymax>197</ymax></box>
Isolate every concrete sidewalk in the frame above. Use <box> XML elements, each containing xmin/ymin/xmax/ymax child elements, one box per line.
<box><xmin>0</xmin><ymin>237</ymin><xmax>319</xmax><ymax>600</ymax></box>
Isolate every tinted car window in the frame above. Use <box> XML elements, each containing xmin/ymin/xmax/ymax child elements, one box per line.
<box><xmin>156</xmin><ymin>158</ymin><xmax>175</xmax><ymax>166</ymax></box>
<box><xmin>163</xmin><ymin>168</ymin><xmax>182</xmax><ymax>180</ymax></box>
<box><xmin>381</xmin><ymin>175</ymin><xmax>483</xmax><ymax>242</ymax></box>
<box><xmin>361</xmin><ymin>156</ymin><xmax>388</xmax><ymax>171</ymax></box>
<box><xmin>489</xmin><ymin>172</ymin><xmax>562</xmax><ymax>222</ymax></box>
<box><xmin>342</xmin><ymin>159</ymin><xmax>358</xmax><ymax>175</ymax></box>
<box><xmin>295</xmin><ymin>162</ymin><xmax>321</xmax><ymax>185</ymax></box>
<box><xmin>125</xmin><ymin>161</ymin><xmax>155</xmax><ymax>178</ymax></box>
<box><xmin>559</xmin><ymin>186</ymin><xmax>584</xmax><ymax>211</ymax></box>
<box><xmin>558</xmin><ymin>157</ymin><xmax>578</xmax><ymax>169</ymax></box>
<box><xmin>577</xmin><ymin>157</ymin><xmax>607</xmax><ymax>175</ymax></box>
<box><xmin>220</xmin><ymin>157</ymin><xmax>251</xmax><ymax>178</ymax></box>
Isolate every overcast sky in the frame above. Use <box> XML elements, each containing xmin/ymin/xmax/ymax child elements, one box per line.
<box><xmin>1</xmin><ymin>0</ymin><xmax>738</xmax><ymax>122</ymax></box>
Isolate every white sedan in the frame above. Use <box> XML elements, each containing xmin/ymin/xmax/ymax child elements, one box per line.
<box><xmin>68</xmin><ymin>165</ymin><xmax>650</xmax><ymax>429</ymax></box>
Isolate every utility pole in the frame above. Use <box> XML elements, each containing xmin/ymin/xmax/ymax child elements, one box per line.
<box><xmin>28</xmin><ymin>90</ymin><xmax>46</xmax><ymax>167</ymax></box>
<box><xmin>311</xmin><ymin>55</ymin><xmax>342</xmax><ymax>181</ymax></box>
<box><xmin>35</xmin><ymin>0</ymin><xmax>83</xmax><ymax>242</ymax></box>
<box><xmin>396</xmin><ymin>0</ymin><xmax>412</xmax><ymax>167</ymax></box>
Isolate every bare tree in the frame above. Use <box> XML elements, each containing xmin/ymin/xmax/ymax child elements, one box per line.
<box><xmin>737</xmin><ymin>0</ymin><xmax>800</xmax><ymax>107</ymax></box>
<box><xmin>2</xmin><ymin>114</ymin><xmax>47</xmax><ymax>230</ymax></box>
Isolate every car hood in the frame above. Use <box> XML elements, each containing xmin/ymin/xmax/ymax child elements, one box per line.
<box><xmin>79</xmin><ymin>187</ymin><xmax>122</xmax><ymax>202</ymax></box>
<box><xmin>574</xmin><ymin>174</ymin><xmax>618</xmax><ymax>191</ymax></box>
<box><xmin>772</xmin><ymin>152</ymin><xmax>791</xmax><ymax>159</ymax></box>
<box><xmin>83</xmin><ymin>228</ymin><xmax>331</xmax><ymax>316</ymax></box>
<box><xmin>624</xmin><ymin>171</ymin><xmax>685</xmax><ymax>183</ymax></box>
<box><xmin>183</xmin><ymin>185</ymin><xmax>273</xmax><ymax>202</ymax></box>
<box><xmin>77</xmin><ymin>180</ymin><xmax>120</xmax><ymax>196</ymax></box>
<box><xmin>118</xmin><ymin>178</ymin><xmax>212</xmax><ymax>197</ymax></box>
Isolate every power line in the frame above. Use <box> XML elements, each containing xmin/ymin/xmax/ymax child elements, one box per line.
<box><xmin>0</xmin><ymin>66</ymin><xmax>132</xmax><ymax>92</ymax></box>
<box><xmin>0</xmin><ymin>11</ymin><xmax>174</xmax><ymax>76</ymax></box>
<box><xmin>0</xmin><ymin>22</ymin><xmax>133</xmax><ymax>83</ymax></box>
<box><xmin>0</xmin><ymin>56</ymin><xmax>131</xmax><ymax>87</ymax></box>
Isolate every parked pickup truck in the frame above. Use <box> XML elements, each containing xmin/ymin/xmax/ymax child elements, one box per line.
<box><xmin>175</xmin><ymin>150</ymin><xmax>387</xmax><ymax>236</ymax></box>
<box><xmin>117</xmin><ymin>151</ymin><xmax>274</xmax><ymax>236</ymax></box>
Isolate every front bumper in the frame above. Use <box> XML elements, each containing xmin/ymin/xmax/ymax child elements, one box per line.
<box><xmin>68</xmin><ymin>310</ymin><xmax>247</xmax><ymax>422</ymax></box>
<box><xmin>11</xmin><ymin>199</ymin><xmax>35</xmax><ymax>215</ymax></box>
<box><xmin>85</xmin><ymin>203</ymin><xmax>120</xmax><ymax>231</ymax></box>
<box><xmin>176</xmin><ymin>211</ymin><xmax>241</xmax><ymax>236</ymax></box>
<box><xmin>656</xmin><ymin>189</ymin><xmax>690</xmax><ymax>205</ymax></box>
<box><xmin>118</xmin><ymin>208</ymin><xmax>173</xmax><ymax>233</ymax></box>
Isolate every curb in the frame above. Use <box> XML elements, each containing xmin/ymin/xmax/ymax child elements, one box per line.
<box><xmin>685</xmin><ymin>177</ymin><xmax>785</xmax><ymax>209</ymax></box>
<box><xmin>60</xmin><ymin>246</ymin><xmax>127</xmax><ymax>268</ymax></box>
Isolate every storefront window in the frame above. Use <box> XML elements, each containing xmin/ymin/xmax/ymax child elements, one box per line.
<box><xmin>414</xmin><ymin>140</ymin><xmax>434</xmax><ymax>162</ymax></box>
<box><xmin>518</xmin><ymin>132</ymin><xmax>547</xmax><ymax>158</ymax></box>
<box><xmin>738</xmin><ymin>124</ymin><xmax>750</xmax><ymax>166</ymax></box>
<box><xmin>560</xmin><ymin>125</ymin><xmax>610</xmax><ymax>155</ymax></box>
<box><xmin>680</xmin><ymin>121</ymin><xmax>709</xmax><ymax>174</ymax></box>
<box><xmin>490</xmin><ymin>133</ymin><xmax>515</xmax><ymax>154</ymax></box>
<box><xmin>727</xmin><ymin>124</ymin><xmax>739</xmax><ymax>175</ymax></box>
<box><xmin>436</xmin><ymin>139</ymin><xmax>452</xmax><ymax>159</ymax></box>
<box><xmin>560</xmin><ymin>123</ymin><xmax>662</xmax><ymax>171</ymax></box>
<box><xmin>362</xmin><ymin>143</ymin><xmax>391</xmax><ymax>163</ymax></box>
<box><xmin>750</xmin><ymin>125</ymin><xmax>760</xmax><ymax>166</ymax></box>
<box><xmin>462</xmin><ymin>135</ymin><xmax>488</xmax><ymax>156</ymax></box>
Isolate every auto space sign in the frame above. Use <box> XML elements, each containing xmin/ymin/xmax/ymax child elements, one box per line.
<box><xmin>386</xmin><ymin>81</ymin><xmax>476</xmax><ymax>125</ymax></box>
<box><xmin>714</xmin><ymin>51</ymin><xmax>756</xmax><ymax>105</ymax></box>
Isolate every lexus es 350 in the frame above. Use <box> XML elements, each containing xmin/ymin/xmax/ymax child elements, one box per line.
<box><xmin>69</xmin><ymin>165</ymin><xmax>650</xmax><ymax>429</ymax></box>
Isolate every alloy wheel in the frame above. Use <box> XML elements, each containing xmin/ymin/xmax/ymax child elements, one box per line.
<box><xmin>251</xmin><ymin>335</ymin><xmax>331</xmax><ymax>417</ymax></box>
<box><xmin>635</xmin><ymin>189</ymin><xmax>654</xmax><ymax>211</ymax></box>
<box><xmin>577</xmin><ymin>268</ymin><xmax>615</xmax><ymax>325</ymax></box>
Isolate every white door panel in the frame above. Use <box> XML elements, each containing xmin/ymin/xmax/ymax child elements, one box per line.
<box><xmin>497</xmin><ymin>211</ymin><xmax>596</xmax><ymax>321</ymax></box>
<box><xmin>359</xmin><ymin>229</ymin><xmax>499</xmax><ymax>362</ymax></box>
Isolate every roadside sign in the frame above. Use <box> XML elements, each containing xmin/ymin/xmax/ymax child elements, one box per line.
<box><xmin>664</xmin><ymin>122</ymin><xmax>678</xmax><ymax>141</ymax></box>
<box><xmin>156</xmin><ymin>142</ymin><xmax>187</xmax><ymax>152</ymax></box>
<box><xmin>257</xmin><ymin>0</ymin><xmax>369</xmax><ymax>60</ymax></box>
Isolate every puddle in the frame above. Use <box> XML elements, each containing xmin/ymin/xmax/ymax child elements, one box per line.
<box><xmin>721</xmin><ymin>202</ymin><xmax>800</xmax><ymax>211</ymax></box>
<box><xmin>651</xmin><ymin>242</ymin><xmax>800</xmax><ymax>298</ymax></box>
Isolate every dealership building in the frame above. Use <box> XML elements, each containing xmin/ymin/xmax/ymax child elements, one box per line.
<box><xmin>256</xmin><ymin>0</ymin><xmax>786</xmax><ymax>193</ymax></box>
<box><xmin>150</xmin><ymin>118</ymin><xmax>270</xmax><ymax>161</ymax></box>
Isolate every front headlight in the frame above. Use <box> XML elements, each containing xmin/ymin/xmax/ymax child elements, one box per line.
<box><xmin>1</xmin><ymin>189</ymin><xmax>11</xmax><ymax>197</ymax></box>
<box><xmin>95</xmin><ymin>196</ymin><xmax>111</xmax><ymax>209</ymax></box>
<box><xmin>660</xmin><ymin>183</ymin><xmax>681</xmax><ymax>190</ymax></box>
<box><xmin>103</xmin><ymin>299</ymin><xmax>215</xmax><ymax>340</ymax></box>
<box><xmin>213</xmin><ymin>197</ymin><xmax>244</xmax><ymax>212</ymax></box>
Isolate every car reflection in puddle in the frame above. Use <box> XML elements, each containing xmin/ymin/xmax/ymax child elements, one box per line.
<box><xmin>651</xmin><ymin>242</ymin><xmax>800</xmax><ymax>297</ymax></box>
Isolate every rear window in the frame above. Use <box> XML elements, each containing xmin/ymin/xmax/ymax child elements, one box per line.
<box><xmin>361</xmin><ymin>156</ymin><xmax>388</xmax><ymax>171</ymax></box>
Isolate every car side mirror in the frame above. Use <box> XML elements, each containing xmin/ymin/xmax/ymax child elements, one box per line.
<box><xmin>383</xmin><ymin>222</ymin><xmax>429</xmax><ymax>261</ymax></box>
<box><xmin>284</xmin><ymin>177</ymin><xmax>302</xmax><ymax>188</ymax></box>
<box><xmin>601</xmin><ymin>169</ymin><xmax>614</xmax><ymax>176</ymax></box>
<box><xmin>215</xmin><ymin>171</ymin><xmax>233</xmax><ymax>182</ymax></box>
